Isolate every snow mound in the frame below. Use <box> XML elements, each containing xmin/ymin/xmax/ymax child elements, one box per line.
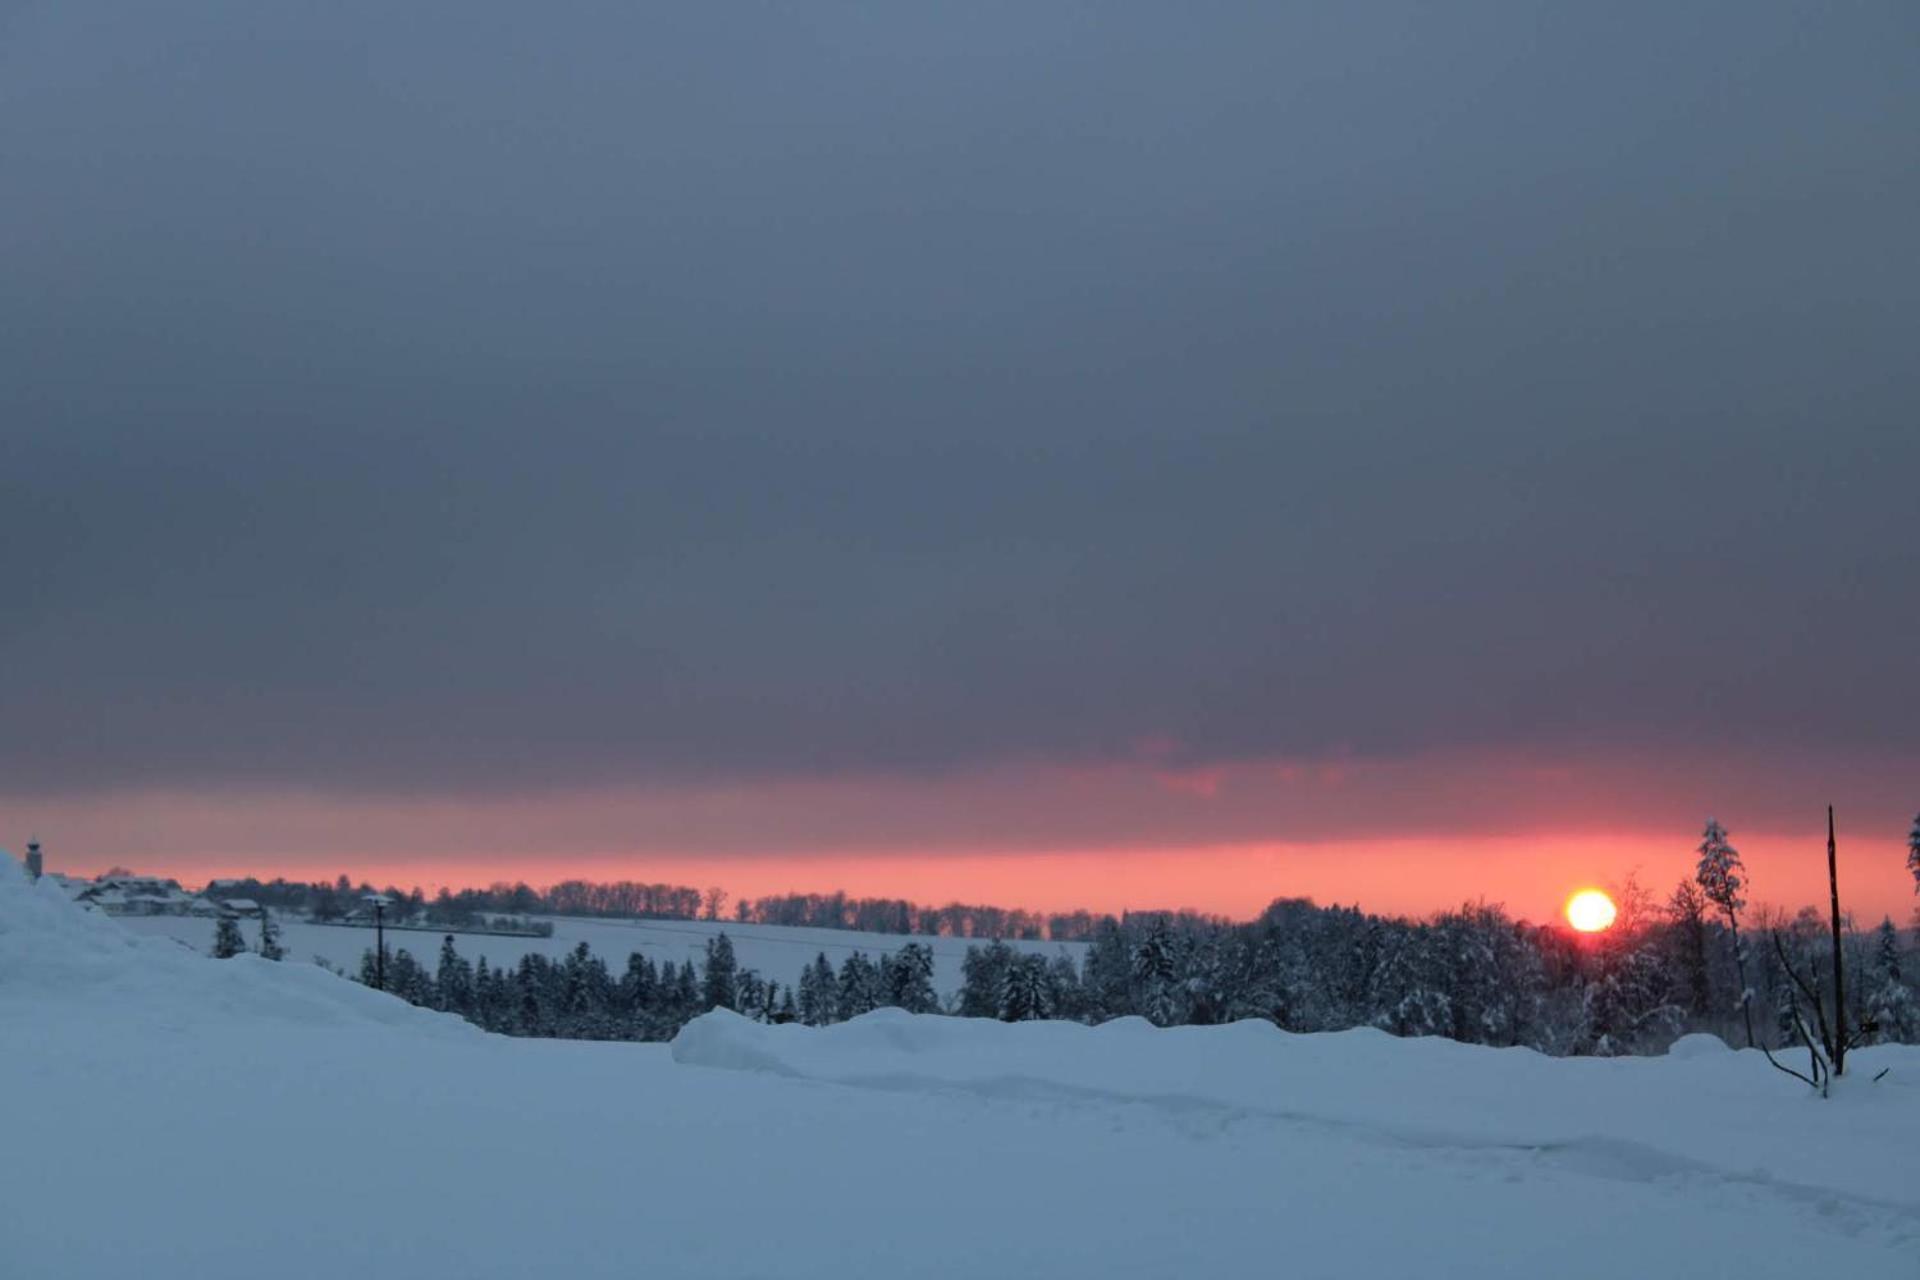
<box><xmin>0</xmin><ymin>857</ymin><xmax>472</xmax><ymax>1038</ymax></box>
<box><xmin>1667</xmin><ymin>1031</ymin><xmax>1732</xmax><ymax>1058</ymax></box>
<box><xmin>674</xmin><ymin>1007</ymin><xmax>1920</xmax><ymax>1211</ymax></box>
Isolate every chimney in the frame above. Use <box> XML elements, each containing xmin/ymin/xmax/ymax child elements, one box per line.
<box><xmin>25</xmin><ymin>840</ymin><xmax>43</xmax><ymax>881</ymax></box>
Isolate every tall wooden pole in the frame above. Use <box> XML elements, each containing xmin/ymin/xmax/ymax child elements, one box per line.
<box><xmin>1826</xmin><ymin>805</ymin><xmax>1845</xmax><ymax>1077</ymax></box>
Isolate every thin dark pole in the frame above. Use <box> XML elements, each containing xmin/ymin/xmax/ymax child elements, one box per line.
<box><xmin>1826</xmin><ymin>805</ymin><xmax>1845</xmax><ymax>1077</ymax></box>
<box><xmin>374</xmin><ymin>902</ymin><xmax>387</xmax><ymax>992</ymax></box>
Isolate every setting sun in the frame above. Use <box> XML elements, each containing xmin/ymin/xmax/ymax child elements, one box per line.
<box><xmin>1565</xmin><ymin>888</ymin><xmax>1618</xmax><ymax>933</ymax></box>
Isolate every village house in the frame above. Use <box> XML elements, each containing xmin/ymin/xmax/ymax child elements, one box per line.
<box><xmin>74</xmin><ymin>875</ymin><xmax>203</xmax><ymax>917</ymax></box>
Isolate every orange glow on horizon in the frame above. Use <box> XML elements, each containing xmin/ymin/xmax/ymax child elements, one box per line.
<box><xmin>1565</xmin><ymin>888</ymin><xmax>1618</xmax><ymax>933</ymax></box>
<box><xmin>45</xmin><ymin>829</ymin><xmax>1906</xmax><ymax>929</ymax></box>
<box><xmin>17</xmin><ymin>768</ymin><xmax>1920</xmax><ymax>928</ymax></box>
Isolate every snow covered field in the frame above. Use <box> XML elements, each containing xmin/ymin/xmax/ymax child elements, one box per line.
<box><xmin>114</xmin><ymin>909</ymin><xmax>1085</xmax><ymax>997</ymax></box>
<box><xmin>5</xmin><ymin>861</ymin><xmax>1916</xmax><ymax>1279</ymax></box>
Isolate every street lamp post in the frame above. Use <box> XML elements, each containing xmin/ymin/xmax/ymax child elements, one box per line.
<box><xmin>363</xmin><ymin>893</ymin><xmax>394</xmax><ymax>990</ymax></box>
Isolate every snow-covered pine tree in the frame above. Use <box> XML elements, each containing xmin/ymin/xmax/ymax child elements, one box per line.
<box><xmin>883</xmin><ymin>943</ymin><xmax>938</xmax><ymax>1014</ymax></box>
<box><xmin>999</xmin><ymin>953</ymin><xmax>1050</xmax><ymax>1021</ymax></box>
<box><xmin>257</xmin><ymin>911</ymin><xmax>286</xmax><ymax>961</ymax></box>
<box><xmin>516</xmin><ymin>960</ymin><xmax>545</xmax><ymax>1037</ymax></box>
<box><xmin>620</xmin><ymin>952</ymin><xmax>655</xmax><ymax>1013</ymax></box>
<box><xmin>1695</xmin><ymin>819</ymin><xmax>1745</xmax><ymax>917</ymax></box>
<box><xmin>1586</xmin><ymin>938</ymin><xmax>1684</xmax><ymax>1056</ymax></box>
<box><xmin>437</xmin><ymin>934</ymin><xmax>475</xmax><ymax>1016</ymax></box>
<box><xmin>1694</xmin><ymin>818</ymin><xmax>1756</xmax><ymax>1047</ymax></box>
<box><xmin>388</xmin><ymin>948</ymin><xmax>431</xmax><ymax>1006</ymax></box>
<box><xmin>836</xmin><ymin>951</ymin><xmax>881</xmax><ymax>1018</ymax></box>
<box><xmin>1080</xmin><ymin>920</ymin><xmax>1132</xmax><ymax>1021</ymax></box>
<box><xmin>212</xmin><ymin>915</ymin><xmax>247</xmax><ymax>959</ymax></box>
<box><xmin>1375</xmin><ymin>923</ymin><xmax>1452</xmax><ymax>1039</ymax></box>
<box><xmin>1044</xmin><ymin>953</ymin><xmax>1086</xmax><ymax>1022</ymax></box>
<box><xmin>674</xmin><ymin>960</ymin><xmax>699</xmax><ymax>1015</ymax></box>
<box><xmin>702</xmin><ymin>934</ymin><xmax>739</xmax><ymax>1012</ymax></box>
<box><xmin>472</xmin><ymin>956</ymin><xmax>496</xmax><ymax>1030</ymax></box>
<box><xmin>1865</xmin><ymin>917</ymin><xmax>1915</xmax><ymax>1042</ymax></box>
<box><xmin>1129</xmin><ymin>917</ymin><xmax>1183</xmax><ymax>1027</ymax></box>
<box><xmin>564</xmin><ymin>942</ymin><xmax>616</xmax><ymax>1038</ymax></box>
<box><xmin>957</xmin><ymin>941</ymin><xmax>1015</xmax><ymax>1019</ymax></box>
<box><xmin>797</xmin><ymin>953</ymin><xmax>836</xmax><ymax>1025</ymax></box>
<box><xmin>736</xmin><ymin>970</ymin><xmax>768</xmax><ymax>1022</ymax></box>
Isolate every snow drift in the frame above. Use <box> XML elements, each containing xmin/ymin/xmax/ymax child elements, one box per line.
<box><xmin>0</xmin><ymin>856</ymin><xmax>473</xmax><ymax>1038</ymax></box>
<box><xmin>6</xmin><ymin>859</ymin><xmax>1918</xmax><ymax>1279</ymax></box>
<box><xmin>674</xmin><ymin>1007</ymin><xmax>1920</xmax><ymax>1212</ymax></box>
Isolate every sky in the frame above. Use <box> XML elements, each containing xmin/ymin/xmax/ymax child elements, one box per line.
<box><xmin>3</xmin><ymin>3</ymin><xmax>1917</xmax><ymax>924</ymax></box>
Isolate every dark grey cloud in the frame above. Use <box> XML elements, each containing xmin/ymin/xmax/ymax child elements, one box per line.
<box><xmin>3</xmin><ymin>2</ymin><xmax>1917</xmax><ymax>794</ymax></box>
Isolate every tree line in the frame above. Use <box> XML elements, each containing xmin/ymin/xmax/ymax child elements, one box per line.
<box><xmin>343</xmin><ymin>933</ymin><xmax>945</xmax><ymax>1042</ymax></box>
<box><xmin>217</xmin><ymin>814</ymin><xmax>1920</xmax><ymax>1060</ymax></box>
<box><xmin>727</xmin><ymin>891</ymin><xmax>1226</xmax><ymax>941</ymax></box>
<box><xmin>196</xmin><ymin>873</ymin><xmax>1155</xmax><ymax>940</ymax></box>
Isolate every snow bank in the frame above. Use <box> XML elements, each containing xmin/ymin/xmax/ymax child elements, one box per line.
<box><xmin>1667</xmin><ymin>1031</ymin><xmax>1733</xmax><ymax>1058</ymax></box>
<box><xmin>675</xmin><ymin>1007</ymin><xmax>1920</xmax><ymax>1210</ymax></box>
<box><xmin>7</xmin><ymin>858</ymin><xmax>1916</xmax><ymax>1278</ymax></box>
<box><xmin>0</xmin><ymin>856</ymin><xmax>472</xmax><ymax>1038</ymax></box>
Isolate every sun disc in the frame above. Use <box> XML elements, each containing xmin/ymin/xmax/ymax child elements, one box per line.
<box><xmin>1566</xmin><ymin>889</ymin><xmax>1617</xmax><ymax>933</ymax></box>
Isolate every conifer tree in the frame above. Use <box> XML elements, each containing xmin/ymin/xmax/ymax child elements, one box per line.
<box><xmin>1866</xmin><ymin>917</ymin><xmax>1915</xmax><ymax>1042</ymax></box>
<box><xmin>621</xmin><ymin>952</ymin><xmax>657</xmax><ymax>1025</ymax></box>
<box><xmin>883</xmin><ymin>943</ymin><xmax>938</xmax><ymax>1014</ymax></box>
<box><xmin>437</xmin><ymin>935</ymin><xmax>475</xmax><ymax>1016</ymax></box>
<box><xmin>702</xmin><ymin>934</ymin><xmax>739</xmax><ymax>1011</ymax></box>
<box><xmin>257</xmin><ymin>912</ymin><xmax>286</xmax><ymax>961</ymax></box>
<box><xmin>1130</xmin><ymin>917</ymin><xmax>1183</xmax><ymax>1026</ymax></box>
<box><xmin>737</xmin><ymin>970</ymin><xmax>768</xmax><ymax>1021</ymax></box>
<box><xmin>1044</xmin><ymin>953</ymin><xmax>1086</xmax><ymax>1022</ymax></box>
<box><xmin>509</xmin><ymin>953</ymin><xmax>561</xmax><ymax>1035</ymax></box>
<box><xmin>798</xmin><ymin>953</ymin><xmax>837</xmax><ymax>1025</ymax></box>
<box><xmin>388</xmin><ymin>948</ymin><xmax>432</xmax><ymax>1006</ymax></box>
<box><xmin>473</xmin><ymin>956</ymin><xmax>495</xmax><ymax>1029</ymax></box>
<box><xmin>1695</xmin><ymin>818</ymin><xmax>1755</xmax><ymax>1047</ymax></box>
<box><xmin>212</xmin><ymin>915</ymin><xmax>247</xmax><ymax>959</ymax></box>
<box><xmin>837</xmin><ymin>951</ymin><xmax>881</xmax><ymax>1018</ymax></box>
<box><xmin>958</xmin><ymin>941</ymin><xmax>1015</xmax><ymax>1018</ymax></box>
<box><xmin>675</xmin><ymin>960</ymin><xmax>699</xmax><ymax>1015</ymax></box>
<box><xmin>517</xmin><ymin>968</ymin><xmax>544</xmax><ymax>1037</ymax></box>
<box><xmin>1080</xmin><ymin>921</ymin><xmax>1132</xmax><ymax>1021</ymax></box>
<box><xmin>1000</xmin><ymin>954</ymin><xmax>1050</xmax><ymax>1021</ymax></box>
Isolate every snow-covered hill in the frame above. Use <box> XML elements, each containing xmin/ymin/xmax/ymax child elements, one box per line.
<box><xmin>113</xmin><ymin>908</ymin><xmax>1084</xmax><ymax>997</ymax></box>
<box><xmin>4</xmin><ymin>859</ymin><xmax>1915</xmax><ymax>1279</ymax></box>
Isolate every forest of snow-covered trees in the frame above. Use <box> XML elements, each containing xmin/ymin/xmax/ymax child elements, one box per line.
<box><xmin>293</xmin><ymin>818</ymin><xmax>1920</xmax><ymax>1059</ymax></box>
<box><xmin>336</xmin><ymin>889</ymin><xmax>1915</xmax><ymax>1056</ymax></box>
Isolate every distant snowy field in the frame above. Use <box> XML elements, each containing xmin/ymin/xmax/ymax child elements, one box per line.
<box><xmin>114</xmin><ymin>910</ymin><xmax>1084</xmax><ymax>995</ymax></box>
<box><xmin>6</xmin><ymin>862</ymin><xmax>1916</xmax><ymax>1279</ymax></box>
